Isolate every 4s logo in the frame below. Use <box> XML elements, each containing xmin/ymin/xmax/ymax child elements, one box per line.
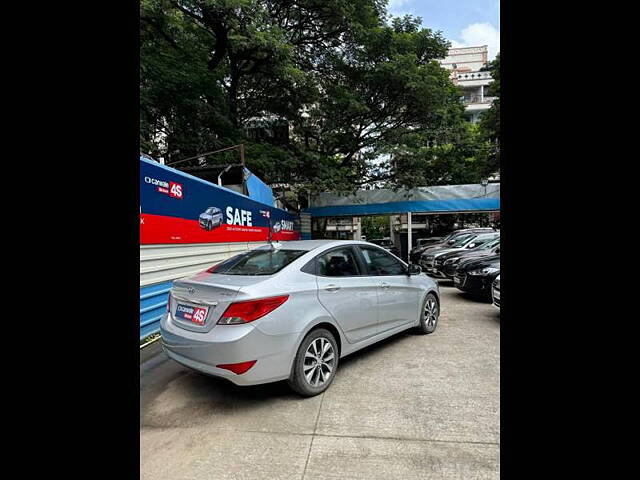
<box><xmin>192</xmin><ymin>307</ymin><xmax>207</xmax><ymax>325</ymax></box>
<box><xmin>169</xmin><ymin>182</ymin><xmax>183</xmax><ymax>199</ymax></box>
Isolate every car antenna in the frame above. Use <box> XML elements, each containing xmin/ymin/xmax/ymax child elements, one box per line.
<box><xmin>260</xmin><ymin>209</ymin><xmax>278</xmax><ymax>250</ymax></box>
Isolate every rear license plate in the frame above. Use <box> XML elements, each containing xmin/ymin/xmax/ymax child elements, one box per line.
<box><xmin>175</xmin><ymin>303</ymin><xmax>209</xmax><ymax>325</ymax></box>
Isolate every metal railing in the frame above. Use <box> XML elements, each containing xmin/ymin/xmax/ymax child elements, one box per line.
<box><xmin>463</xmin><ymin>96</ymin><xmax>496</xmax><ymax>105</ymax></box>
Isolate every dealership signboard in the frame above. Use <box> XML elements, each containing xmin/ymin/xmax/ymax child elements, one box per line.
<box><xmin>140</xmin><ymin>157</ymin><xmax>300</xmax><ymax>244</ymax></box>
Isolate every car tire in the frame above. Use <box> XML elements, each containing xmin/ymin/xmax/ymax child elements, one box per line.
<box><xmin>288</xmin><ymin>328</ymin><xmax>339</xmax><ymax>397</ymax></box>
<box><xmin>207</xmin><ymin>220</ymin><xmax>212</xmax><ymax>230</ymax></box>
<box><xmin>416</xmin><ymin>292</ymin><xmax>439</xmax><ymax>335</ymax></box>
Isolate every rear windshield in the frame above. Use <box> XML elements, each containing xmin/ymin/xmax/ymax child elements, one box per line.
<box><xmin>207</xmin><ymin>249</ymin><xmax>307</xmax><ymax>276</ymax></box>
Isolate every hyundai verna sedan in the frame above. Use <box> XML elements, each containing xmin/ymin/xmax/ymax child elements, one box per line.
<box><xmin>454</xmin><ymin>255</ymin><xmax>500</xmax><ymax>299</ymax></box>
<box><xmin>160</xmin><ymin>240</ymin><xmax>440</xmax><ymax>397</ymax></box>
<box><xmin>199</xmin><ymin>207</ymin><xmax>223</xmax><ymax>230</ymax></box>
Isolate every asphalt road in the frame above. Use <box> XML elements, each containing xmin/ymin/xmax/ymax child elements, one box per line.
<box><xmin>140</xmin><ymin>281</ymin><xmax>500</xmax><ymax>480</ymax></box>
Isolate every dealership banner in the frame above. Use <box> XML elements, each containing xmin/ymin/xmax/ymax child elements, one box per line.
<box><xmin>140</xmin><ymin>157</ymin><xmax>300</xmax><ymax>244</ymax></box>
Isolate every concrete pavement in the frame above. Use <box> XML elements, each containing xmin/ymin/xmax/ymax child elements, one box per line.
<box><xmin>140</xmin><ymin>281</ymin><xmax>500</xmax><ymax>479</ymax></box>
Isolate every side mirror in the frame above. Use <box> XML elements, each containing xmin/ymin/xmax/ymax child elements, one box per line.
<box><xmin>467</xmin><ymin>243</ymin><xmax>476</xmax><ymax>248</ymax></box>
<box><xmin>448</xmin><ymin>239</ymin><xmax>456</xmax><ymax>244</ymax></box>
<box><xmin>407</xmin><ymin>264</ymin><xmax>422</xmax><ymax>276</ymax></box>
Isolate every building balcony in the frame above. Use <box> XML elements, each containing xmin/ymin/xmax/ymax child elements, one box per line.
<box><xmin>326</xmin><ymin>225</ymin><xmax>356</xmax><ymax>232</ymax></box>
<box><xmin>463</xmin><ymin>95</ymin><xmax>497</xmax><ymax>106</ymax></box>
<box><xmin>456</xmin><ymin>71</ymin><xmax>492</xmax><ymax>82</ymax></box>
<box><xmin>394</xmin><ymin>223</ymin><xmax>428</xmax><ymax>231</ymax></box>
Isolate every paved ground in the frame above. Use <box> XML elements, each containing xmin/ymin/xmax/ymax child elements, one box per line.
<box><xmin>140</xmin><ymin>281</ymin><xmax>500</xmax><ymax>479</ymax></box>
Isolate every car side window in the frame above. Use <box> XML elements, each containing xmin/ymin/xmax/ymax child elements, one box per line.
<box><xmin>359</xmin><ymin>247</ymin><xmax>406</xmax><ymax>276</ymax></box>
<box><xmin>317</xmin><ymin>247</ymin><xmax>360</xmax><ymax>277</ymax></box>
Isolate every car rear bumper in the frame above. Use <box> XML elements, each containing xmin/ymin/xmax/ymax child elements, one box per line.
<box><xmin>160</xmin><ymin>313</ymin><xmax>298</xmax><ymax>386</ymax></box>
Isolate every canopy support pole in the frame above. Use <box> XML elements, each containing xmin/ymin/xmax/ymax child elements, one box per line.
<box><xmin>407</xmin><ymin>211</ymin><xmax>412</xmax><ymax>263</ymax></box>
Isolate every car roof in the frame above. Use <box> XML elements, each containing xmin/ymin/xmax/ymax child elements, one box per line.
<box><xmin>472</xmin><ymin>232</ymin><xmax>500</xmax><ymax>239</ymax></box>
<box><xmin>454</xmin><ymin>228</ymin><xmax>495</xmax><ymax>233</ymax></box>
<box><xmin>256</xmin><ymin>239</ymin><xmax>379</xmax><ymax>252</ymax></box>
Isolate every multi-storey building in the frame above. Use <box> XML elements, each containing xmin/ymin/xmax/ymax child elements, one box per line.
<box><xmin>312</xmin><ymin>216</ymin><xmax>362</xmax><ymax>240</ymax></box>
<box><xmin>440</xmin><ymin>45</ymin><xmax>496</xmax><ymax>123</ymax></box>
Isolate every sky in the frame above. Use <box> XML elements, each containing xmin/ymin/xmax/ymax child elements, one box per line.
<box><xmin>387</xmin><ymin>0</ymin><xmax>500</xmax><ymax>60</ymax></box>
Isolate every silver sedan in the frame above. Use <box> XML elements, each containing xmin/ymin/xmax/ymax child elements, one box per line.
<box><xmin>160</xmin><ymin>240</ymin><xmax>440</xmax><ymax>396</ymax></box>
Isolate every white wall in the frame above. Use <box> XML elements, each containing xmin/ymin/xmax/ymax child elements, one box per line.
<box><xmin>140</xmin><ymin>241</ymin><xmax>269</xmax><ymax>287</ymax></box>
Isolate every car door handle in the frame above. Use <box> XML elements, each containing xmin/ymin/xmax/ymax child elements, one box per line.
<box><xmin>324</xmin><ymin>284</ymin><xmax>341</xmax><ymax>292</ymax></box>
<box><xmin>380</xmin><ymin>282</ymin><xmax>391</xmax><ymax>289</ymax></box>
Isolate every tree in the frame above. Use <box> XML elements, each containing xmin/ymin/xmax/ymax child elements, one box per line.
<box><xmin>140</xmin><ymin>1</ymin><xmax>484</xmax><ymax>199</ymax></box>
<box><xmin>361</xmin><ymin>215</ymin><xmax>390</xmax><ymax>240</ymax></box>
<box><xmin>141</xmin><ymin>0</ymin><xmax>385</xmax><ymax>181</ymax></box>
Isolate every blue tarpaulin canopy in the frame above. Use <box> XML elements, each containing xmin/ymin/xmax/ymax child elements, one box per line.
<box><xmin>304</xmin><ymin>183</ymin><xmax>500</xmax><ymax>217</ymax></box>
<box><xmin>244</xmin><ymin>168</ymin><xmax>275</xmax><ymax>206</ymax></box>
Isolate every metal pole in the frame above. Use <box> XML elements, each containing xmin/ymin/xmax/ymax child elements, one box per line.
<box><xmin>166</xmin><ymin>144</ymin><xmax>244</xmax><ymax>167</ymax></box>
<box><xmin>390</xmin><ymin>215</ymin><xmax>394</xmax><ymax>245</ymax></box>
<box><xmin>407</xmin><ymin>211</ymin><xmax>412</xmax><ymax>263</ymax></box>
<box><xmin>218</xmin><ymin>164</ymin><xmax>233</xmax><ymax>186</ymax></box>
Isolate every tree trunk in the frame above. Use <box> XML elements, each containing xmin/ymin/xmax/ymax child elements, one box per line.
<box><xmin>228</xmin><ymin>71</ymin><xmax>239</xmax><ymax>128</ymax></box>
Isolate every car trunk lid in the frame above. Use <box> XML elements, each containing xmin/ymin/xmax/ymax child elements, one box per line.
<box><xmin>169</xmin><ymin>272</ymin><xmax>270</xmax><ymax>333</ymax></box>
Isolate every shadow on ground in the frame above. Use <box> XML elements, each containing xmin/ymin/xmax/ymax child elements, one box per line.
<box><xmin>140</xmin><ymin>327</ymin><xmax>419</xmax><ymax>430</ymax></box>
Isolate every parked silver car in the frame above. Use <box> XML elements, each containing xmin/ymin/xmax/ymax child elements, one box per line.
<box><xmin>160</xmin><ymin>240</ymin><xmax>440</xmax><ymax>396</ymax></box>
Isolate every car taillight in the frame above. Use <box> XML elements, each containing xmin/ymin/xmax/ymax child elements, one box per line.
<box><xmin>218</xmin><ymin>295</ymin><xmax>289</xmax><ymax>325</ymax></box>
<box><xmin>216</xmin><ymin>360</ymin><xmax>257</xmax><ymax>375</ymax></box>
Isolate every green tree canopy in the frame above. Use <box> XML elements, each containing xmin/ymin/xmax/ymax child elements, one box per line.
<box><xmin>141</xmin><ymin>0</ymin><xmax>498</xmax><ymax>200</ymax></box>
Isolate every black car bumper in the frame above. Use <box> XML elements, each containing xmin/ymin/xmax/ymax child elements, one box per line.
<box><xmin>425</xmin><ymin>266</ymin><xmax>448</xmax><ymax>279</ymax></box>
<box><xmin>454</xmin><ymin>273</ymin><xmax>498</xmax><ymax>296</ymax></box>
<box><xmin>440</xmin><ymin>263</ymin><xmax>458</xmax><ymax>278</ymax></box>
<box><xmin>430</xmin><ymin>260</ymin><xmax>451</xmax><ymax>279</ymax></box>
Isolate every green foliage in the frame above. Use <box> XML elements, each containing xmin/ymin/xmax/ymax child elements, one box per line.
<box><xmin>140</xmin><ymin>0</ymin><xmax>499</xmax><ymax>201</ymax></box>
<box><xmin>361</xmin><ymin>215</ymin><xmax>390</xmax><ymax>240</ymax></box>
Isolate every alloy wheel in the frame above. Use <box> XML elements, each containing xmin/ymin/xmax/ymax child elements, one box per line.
<box><xmin>303</xmin><ymin>337</ymin><xmax>335</xmax><ymax>387</ymax></box>
<box><xmin>424</xmin><ymin>297</ymin><xmax>438</xmax><ymax>328</ymax></box>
